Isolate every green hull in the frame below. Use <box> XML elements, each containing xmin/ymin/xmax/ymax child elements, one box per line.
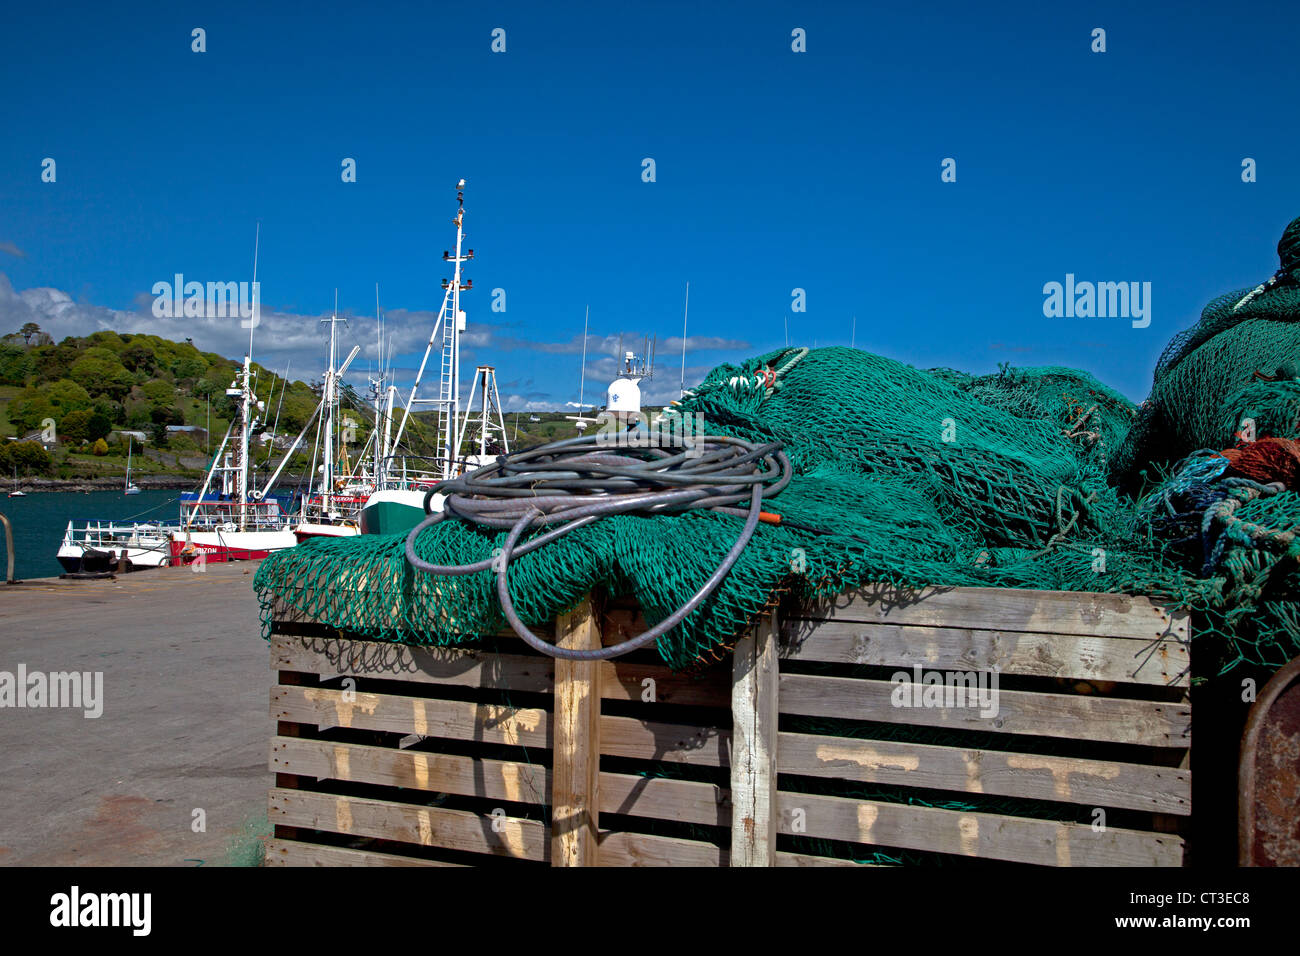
<box><xmin>359</xmin><ymin>499</ymin><xmax>426</xmax><ymax>535</ymax></box>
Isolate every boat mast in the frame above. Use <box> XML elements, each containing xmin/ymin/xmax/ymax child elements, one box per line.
<box><xmin>579</xmin><ymin>305</ymin><xmax>589</xmax><ymax>411</ymax></box>
<box><xmin>680</xmin><ymin>282</ymin><xmax>689</xmax><ymax>399</ymax></box>
<box><xmin>236</xmin><ymin>225</ymin><xmax>261</xmax><ymax>531</ymax></box>
<box><xmin>389</xmin><ymin>180</ymin><xmax>474</xmax><ymax>481</ymax></box>
<box><xmin>371</xmin><ymin>283</ymin><xmax>386</xmax><ymax>487</ymax></box>
<box><xmin>441</xmin><ymin>180</ymin><xmax>472</xmax><ymax>478</ymax></box>
<box><xmin>321</xmin><ymin>292</ymin><xmax>341</xmax><ymax>518</ymax></box>
<box><xmin>457</xmin><ymin>366</ymin><xmax>509</xmax><ymax>459</ymax></box>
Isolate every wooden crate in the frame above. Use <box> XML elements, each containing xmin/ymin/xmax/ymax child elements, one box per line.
<box><xmin>266</xmin><ymin>596</ymin><xmax>734</xmax><ymax>866</ymax></box>
<box><xmin>745</xmin><ymin>584</ymin><xmax>1192</xmax><ymax>866</ymax></box>
<box><xmin>266</xmin><ymin>583</ymin><xmax>1192</xmax><ymax>866</ymax></box>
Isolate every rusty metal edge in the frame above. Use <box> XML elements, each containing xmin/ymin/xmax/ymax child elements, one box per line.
<box><xmin>1238</xmin><ymin>655</ymin><xmax>1300</xmax><ymax>866</ymax></box>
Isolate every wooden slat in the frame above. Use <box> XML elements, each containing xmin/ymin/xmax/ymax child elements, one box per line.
<box><xmin>271</xmin><ymin>635</ymin><xmax>553</xmax><ymax>694</ymax></box>
<box><xmin>269</xmin><ymin>593</ymin><xmax>554</xmax><ymax>640</ymax></box>
<box><xmin>264</xmin><ymin>838</ymin><xmax>463</xmax><ymax>867</ymax></box>
<box><xmin>598</xmin><ymin>659</ymin><xmax>731</xmax><ymax>708</ymax></box>
<box><xmin>552</xmin><ymin>597</ymin><xmax>602</xmax><ymax>866</ymax></box>
<box><xmin>270</xmin><ymin>737</ymin><xmax>550</xmax><ymax>806</ymax></box>
<box><xmin>782</xmin><ymin>621</ymin><xmax>1188</xmax><ymax>687</ymax></box>
<box><xmin>775</xmin><ymin>851</ymin><xmax>881</xmax><ymax>867</ymax></box>
<box><xmin>776</xmin><ymin>791</ymin><xmax>1183</xmax><ymax>866</ymax></box>
<box><xmin>271</xmin><ymin>684</ymin><xmax>551</xmax><ymax>748</ymax></box>
<box><xmin>598</xmin><ymin>830</ymin><xmax>727</xmax><ymax>866</ymax></box>
<box><xmin>779</xmin><ymin>673</ymin><xmax>1190</xmax><ymax>747</ymax></box>
<box><xmin>779</xmin><ymin>732</ymin><xmax>1190</xmax><ymax>815</ymax></box>
<box><xmin>600</xmin><ymin>714</ymin><xmax>730</xmax><ymax>766</ymax></box>
<box><xmin>269</xmin><ymin>788</ymin><xmax>548</xmax><ymax>861</ymax></box>
<box><xmin>795</xmin><ymin>585</ymin><xmax>1188</xmax><ymax>641</ymax></box>
<box><xmin>731</xmin><ymin>613</ymin><xmax>780</xmax><ymax>866</ymax></box>
<box><xmin>599</xmin><ymin>772</ymin><xmax>729</xmax><ymax>826</ymax></box>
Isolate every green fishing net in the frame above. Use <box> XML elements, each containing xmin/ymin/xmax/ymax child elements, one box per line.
<box><xmin>256</xmin><ymin>219</ymin><xmax>1300</xmax><ymax>675</ymax></box>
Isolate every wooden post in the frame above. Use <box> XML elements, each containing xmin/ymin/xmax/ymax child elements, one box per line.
<box><xmin>552</xmin><ymin>594</ymin><xmax>602</xmax><ymax>866</ymax></box>
<box><xmin>0</xmin><ymin>513</ymin><xmax>13</xmax><ymax>584</ymax></box>
<box><xmin>731</xmin><ymin>611</ymin><xmax>779</xmax><ymax>866</ymax></box>
<box><xmin>271</xmin><ymin>669</ymin><xmax>316</xmax><ymax>843</ymax></box>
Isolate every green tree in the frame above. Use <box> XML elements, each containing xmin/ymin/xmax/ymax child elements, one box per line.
<box><xmin>141</xmin><ymin>380</ymin><xmax>176</xmax><ymax>407</ymax></box>
<box><xmin>44</xmin><ymin>378</ymin><xmax>93</xmax><ymax>414</ymax></box>
<box><xmin>69</xmin><ymin>354</ymin><xmax>132</xmax><ymax>399</ymax></box>
<box><xmin>121</xmin><ymin>342</ymin><xmax>158</xmax><ymax>374</ymax></box>
<box><xmin>92</xmin><ymin>397</ymin><xmax>123</xmax><ymax>425</ymax></box>
<box><xmin>92</xmin><ymin>437</ymin><xmax>109</xmax><ymax>456</ymax></box>
<box><xmin>126</xmin><ymin>405</ymin><xmax>153</xmax><ymax>430</ymax></box>
<box><xmin>8</xmin><ymin>440</ymin><xmax>51</xmax><ymax>475</ymax></box>
<box><xmin>34</xmin><ymin>344</ymin><xmax>77</xmax><ymax>382</ymax></box>
<box><xmin>0</xmin><ymin>344</ymin><xmax>33</xmax><ymax>386</ymax></box>
<box><xmin>9</xmin><ymin>388</ymin><xmax>57</xmax><ymax>433</ymax></box>
<box><xmin>86</xmin><ymin>332</ymin><xmax>126</xmax><ymax>352</ymax></box>
<box><xmin>150</xmin><ymin>404</ymin><xmax>184</xmax><ymax>427</ymax></box>
<box><xmin>20</xmin><ymin>322</ymin><xmax>41</xmax><ymax>345</ymax></box>
<box><xmin>60</xmin><ymin>409</ymin><xmax>112</xmax><ymax>443</ymax></box>
<box><xmin>59</xmin><ymin>409</ymin><xmax>94</xmax><ymax>443</ymax></box>
<box><xmin>172</xmin><ymin>354</ymin><xmax>208</xmax><ymax>380</ymax></box>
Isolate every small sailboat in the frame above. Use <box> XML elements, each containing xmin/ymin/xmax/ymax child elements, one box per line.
<box><xmin>8</xmin><ymin>466</ymin><xmax>26</xmax><ymax>497</ymax></box>
<box><xmin>124</xmin><ymin>436</ymin><xmax>141</xmax><ymax>495</ymax></box>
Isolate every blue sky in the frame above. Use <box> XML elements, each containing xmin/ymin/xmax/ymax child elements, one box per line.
<box><xmin>1</xmin><ymin>0</ymin><xmax>1298</xmax><ymax>408</ymax></box>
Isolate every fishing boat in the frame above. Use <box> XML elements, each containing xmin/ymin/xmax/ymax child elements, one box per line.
<box><xmin>56</xmin><ymin>519</ymin><xmax>172</xmax><ymax>572</ymax></box>
<box><xmin>291</xmin><ymin>300</ymin><xmax>366</xmax><ymax>542</ymax></box>
<box><xmin>170</xmin><ymin>350</ymin><xmax>297</xmax><ymax>564</ymax></box>
<box><xmin>358</xmin><ymin>180</ymin><xmax>511</xmax><ymax>535</ymax></box>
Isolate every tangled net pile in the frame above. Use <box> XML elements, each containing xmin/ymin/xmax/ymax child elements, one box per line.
<box><xmin>256</xmin><ymin>217</ymin><xmax>1300</xmax><ymax>675</ymax></box>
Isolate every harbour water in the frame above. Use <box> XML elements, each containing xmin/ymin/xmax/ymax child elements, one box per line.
<box><xmin>0</xmin><ymin>489</ymin><xmax>180</xmax><ymax>580</ymax></box>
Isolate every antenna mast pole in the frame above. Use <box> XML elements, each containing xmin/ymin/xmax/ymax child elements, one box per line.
<box><xmin>372</xmin><ymin>283</ymin><xmax>386</xmax><ymax>487</ymax></box>
<box><xmin>578</xmin><ymin>305</ymin><xmax>589</xmax><ymax>412</ymax></box>
<box><xmin>680</xmin><ymin>282</ymin><xmax>689</xmax><ymax>398</ymax></box>
<box><xmin>237</xmin><ymin>224</ymin><xmax>261</xmax><ymax>528</ymax></box>
<box><xmin>321</xmin><ymin>292</ymin><xmax>341</xmax><ymax>517</ymax></box>
<box><xmin>439</xmin><ymin>180</ymin><xmax>472</xmax><ymax>479</ymax></box>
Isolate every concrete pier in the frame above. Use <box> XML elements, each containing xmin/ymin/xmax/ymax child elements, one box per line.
<box><xmin>0</xmin><ymin>560</ymin><xmax>270</xmax><ymax>866</ymax></box>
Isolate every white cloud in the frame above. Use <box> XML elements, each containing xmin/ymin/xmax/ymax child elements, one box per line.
<box><xmin>0</xmin><ymin>274</ymin><xmax>746</xmax><ymax>412</ymax></box>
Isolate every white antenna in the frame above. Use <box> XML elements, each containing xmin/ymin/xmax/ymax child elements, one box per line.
<box><xmin>680</xmin><ymin>281</ymin><xmax>689</xmax><ymax>398</ymax></box>
<box><xmin>372</xmin><ymin>283</ymin><xmax>385</xmax><ymax>484</ymax></box>
<box><xmin>250</xmin><ymin>222</ymin><xmax>260</xmax><ymax>360</ymax></box>
<box><xmin>851</xmin><ymin>315</ymin><xmax>856</xmax><ymax>349</ymax></box>
<box><xmin>578</xmin><ymin>305</ymin><xmax>589</xmax><ymax>412</ymax></box>
<box><xmin>784</xmin><ymin>314</ymin><xmax>789</xmax><ymax>347</ymax></box>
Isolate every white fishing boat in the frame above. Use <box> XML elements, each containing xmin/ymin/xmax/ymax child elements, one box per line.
<box><xmin>8</xmin><ymin>467</ymin><xmax>25</xmax><ymax>497</ymax></box>
<box><xmin>166</xmin><ymin>232</ymin><xmax>304</xmax><ymax>564</ymax></box>
<box><xmin>171</xmin><ymin>352</ymin><xmax>298</xmax><ymax>564</ymax></box>
<box><xmin>57</xmin><ymin>519</ymin><xmax>173</xmax><ymax>573</ymax></box>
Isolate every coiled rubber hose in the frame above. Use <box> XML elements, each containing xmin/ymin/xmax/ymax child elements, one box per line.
<box><xmin>404</xmin><ymin>432</ymin><xmax>791</xmax><ymax>660</ymax></box>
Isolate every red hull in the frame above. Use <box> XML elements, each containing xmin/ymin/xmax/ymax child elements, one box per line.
<box><xmin>168</xmin><ymin>540</ymin><xmax>278</xmax><ymax>565</ymax></box>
